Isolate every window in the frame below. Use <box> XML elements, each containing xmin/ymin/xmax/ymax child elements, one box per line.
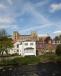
<box><xmin>25</xmin><ymin>43</ymin><xmax>28</xmax><ymax>45</ymax></box>
<box><xmin>17</xmin><ymin>44</ymin><xmax>19</xmax><ymax>48</ymax></box>
<box><xmin>24</xmin><ymin>48</ymin><xmax>34</xmax><ymax>53</ymax></box>
<box><xmin>24</xmin><ymin>50</ymin><xmax>34</xmax><ymax>53</ymax></box>
<box><xmin>20</xmin><ymin>42</ymin><xmax>22</xmax><ymax>45</ymax></box>
<box><xmin>30</xmin><ymin>43</ymin><xmax>33</xmax><ymax>45</ymax></box>
<box><xmin>17</xmin><ymin>50</ymin><xmax>19</xmax><ymax>52</ymax></box>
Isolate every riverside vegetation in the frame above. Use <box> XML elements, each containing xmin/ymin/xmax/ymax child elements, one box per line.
<box><xmin>0</xmin><ymin>29</ymin><xmax>61</xmax><ymax>66</ymax></box>
<box><xmin>0</xmin><ymin>54</ymin><xmax>61</xmax><ymax>66</ymax></box>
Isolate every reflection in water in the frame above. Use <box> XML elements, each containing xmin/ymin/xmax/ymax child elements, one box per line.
<box><xmin>0</xmin><ymin>63</ymin><xmax>61</xmax><ymax>76</ymax></box>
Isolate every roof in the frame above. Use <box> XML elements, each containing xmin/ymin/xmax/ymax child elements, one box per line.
<box><xmin>20</xmin><ymin>35</ymin><xmax>30</xmax><ymax>36</ymax></box>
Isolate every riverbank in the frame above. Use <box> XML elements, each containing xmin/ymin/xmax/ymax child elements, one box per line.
<box><xmin>0</xmin><ymin>54</ymin><xmax>61</xmax><ymax>66</ymax></box>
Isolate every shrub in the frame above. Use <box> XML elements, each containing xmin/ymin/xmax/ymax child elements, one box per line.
<box><xmin>56</xmin><ymin>44</ymin><xmax>61</xmax><ymax>55</ymax></box>
<box><xmin>13</xmin><ymin>56</ymin><xmax>40</xmax><ymax>65</ymax></box>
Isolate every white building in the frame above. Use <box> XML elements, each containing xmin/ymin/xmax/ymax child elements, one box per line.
<box><xmin>8</xmin><ymin>41</ymin><xmax>36</xmax><ymax>56</ymax></box>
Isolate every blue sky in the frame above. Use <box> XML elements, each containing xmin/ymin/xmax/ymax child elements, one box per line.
<box><xmin>0</xmin><ymin>0</ymin><xmax>61</xmax><ymax>37</ymax></box>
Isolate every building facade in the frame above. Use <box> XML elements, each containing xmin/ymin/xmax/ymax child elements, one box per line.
<box><xmin>12</xmin><ymin>31</ymin><xmax>38</xmax><ymax>43</ymax></box>
<box><xmin>11</xmin><ymin>31</ymin><xmax>56</xmax><ymax>56</ymax></box>
<box><xmin>8</xmin><ymin>41</ymin><xmax>36</xmax><ymax>56</ymax></box>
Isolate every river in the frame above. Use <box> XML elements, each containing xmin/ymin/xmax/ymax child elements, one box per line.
<box><xmin>0</xmin><ymin>62</ymin><xmax>61</xmax><ymax>76</ymax></box>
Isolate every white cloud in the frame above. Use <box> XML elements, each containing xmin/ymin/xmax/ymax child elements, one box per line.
<box><xmin>0</xmin><ymin>24</ymin><xmax>19</xmax><ymax>31</ymax></box>
<box><xmin>20</xmin><ymin>23</ymin><xmax>52</xmax><ymax>33</ymax></box>
<box><xmin>18</xmin><ymin>2</ymin><xmax>54</xmax><ymax>33</ymax></box>
<box><xmin>0</xmin><ymin>25</ymin><xmax>9</xmax><ymax>29</ymax></box>
<box><xmin>0</xmin><ymin>16</ymin><xmax>15</xmax><ymax>24</ymax></box>
<box><xmin>0</xmin><ymin>4</ymin><xmax>6</xmax><ymax>8</ymax></box>
<box><xmin>34</xmin><ymin>0</ymin><xmax>48</xmax><ymax>7</ymax></box>
<box><xmin>7</xmin><ymin>0</ymin><xmax>13</xmax><ymax>5</ymax></box>
<box><xmin>23</xmin><ymin>2</ymin><xmax>51</xmax><ymax>25</ymax></box>
<box><xmin>0</xmin><ymin>0</ymin><xmax>60</xmax><ymax>37</ymax></box>
<box><xmin>0</xmin><ymin>4</ymin><xmax>7</xmax><ymax>11</ymax></box>
<box><xmin>0</xmin><ymin>16</ymin><xmax>16</xmax><ymax>30</ymax></box>
<box><xmin>38</xmin><ymin>34</ymin><xmax>49</xmax><ymax>37</ymax></box>
<box><xmin>0</xmin><ymin>1</ymin><xmax>52</xmax><ymax>31</ymax></box>
<box><xmin>53</xmin><ymin>30</ymin><xmax>61</xmax><ymax>34</ymax></box>
<box><xmin>50</xmin><ymin>3</ymin><xmax>61</xmax><ymax>13</ymax></box>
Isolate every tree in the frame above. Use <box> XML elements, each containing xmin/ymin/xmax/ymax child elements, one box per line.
<box><xmin>0</xmin><ymin>29</ymin><xmax>7</xmax><ymax>38</ymax></box>
<box><xmin>0</xmin><ymin>29</ymin><xmax>13</xmax><ymax>56</ymax></box>
<box><xmin>56</xmin><ymin>44</ymin><xmax>61</xmax><ymax>55</ymax></box>
<box><xmin>54</xmin><ymin>35</ymin><xmax>61</xmax><ymax>43</ymax></box>
<box><xmin>54</xmin><ymin>36</ymin><xmax>59</xmax><ymax>40</ymax></box>
<box><xmin>44</xmin><ymin>36</ymin><xmax>52</xmax><ymax>44</ymax></box>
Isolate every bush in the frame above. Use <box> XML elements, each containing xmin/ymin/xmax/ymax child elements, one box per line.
<box><xmin>13</xmin><ymin>56</ymin><xmax>40</xmax><ymax>65</ymax></box>
<box><xmin>0</xmin><ymin>55</ymin><xmax>61</xmax><ymax>66</ymax></box>
<box><xmin>39</xmin><ymin>54</ymin><xmax>56</xmax><ymax>62</ymax></box>
<box><xmin>55</xmin><ymin>55</ymin><xmax>61</xmax><ymax>62</ymax></box>
<box><xmin>0</xmin><ymin>59</ymin><xmax>16</xmax><ymax>66</ymax></box>
<box><xmin>56</xmin><ymin>44</ymin><xmax>61</xmax><ymax>55</ymax></box>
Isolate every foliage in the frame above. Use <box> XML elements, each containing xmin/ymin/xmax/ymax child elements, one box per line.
<box><xmin>44</xmin><ymin>36</ymin><xmax>52</xmax><ymax>44</ymax></box>
<box><xmin>0</xmin><ymin>55</ymin><xmax>61</xmax><ymax>66</ymax></box>
<box><xmin>0</xmin><ymin>29</ymin><xmax>13</xmax><ymax>55</ymax></box>
<box><xmin>0</xmin><ymin>29</ymin><xmax>7</xmax><ymax>38</ymax></box>
<box><xmin>0</xmin><ymin>59</ymin><xmax>16</xmax><ymax>66</ymax></box>
<box><xmin>55</xmin><ymin>55</ymin><xmax>61</xmax><ymax>62</ymax></box>
<box><xmin>56</xmin><ymin>44</ymin><xmax>61</xmax><ymax>55</ymax></box>
<box><xmin>54</xmin><ymin>35</ymin><xmax>61</xmax><ymax>43</ymax></box>
<box><xmin>13</xmin><ymin>56</ymin><xmax>40</xmax><ymax>65</ymax></box>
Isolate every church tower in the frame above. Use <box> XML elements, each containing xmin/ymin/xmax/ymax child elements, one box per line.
<box><xmin>12</xmin><ymin>31</ymin><xmax>20</xmax><ymax>43</ymax></box>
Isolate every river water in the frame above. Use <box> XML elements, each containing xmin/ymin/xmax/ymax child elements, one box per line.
<box><xmin>0</xmin><ymin>62</ymin><xmax>61</xmax><ymax>76</ymax></box>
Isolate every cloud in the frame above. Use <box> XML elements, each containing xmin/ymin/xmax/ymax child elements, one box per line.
<box><xmin>38</xmin><ymin>34</ymin><xmax>48</xmax><ymax>37</ymax></box>
<box><xmin>0</xmin><ymin>4</ymin><xmax>6</xmax><ymax>8</ymax></box>
<box><xmin>7</xmin><ymin>0</ymin><xmax>13</xmax><ymax>5</ymax></box>
<box><xmin>0</xmin><ymin>16</ymin><xmax>15</xmax><ymax>24</ymax></box>
<box><xmin>0</xmin><ymin>25</ymin><xmax>9</xmax><ymax>29</ymax></box>
<box><xmin>0</xmin><ymin>4</ymin><xmax>7</xmax><ymax>11</ymax></box>
<box><xmin>20</xmin><ymin>23</ymin><xmax>52</xmax><ymax>33</ymax></box>
<box><xmin>22</xmin><ymin>2</ymin><xmax>51</xmax><ymax>25</ymax></box>
<box><xmin>0</xmin><ymin>0</ymin><xmax>60</xmax><ymax>37</ymax></box>
<box><xmin>0</xmin><ymin>24</ymin><xmax>12</xmax><ymax>29</ymax></box>
<box><xmin>53</xmin><ymin>30</ymin><xmax>61</xmax><ymax>34</ymax></box>
<box><xmin>0</xmin><ymin>0</ymin><xmax>51</xmax><ymax>30</ymax></box>
<box><xmin>50</xmin><ymin>3</ymin><xmax>61</xmax><ymax>13</ymax></box>
<box><xmin>18</xmin><ymin>2</ymin><xmax>54</xmax><ymax>33</ymax></box>
<box><xmin>0</xmin><ymin>3</ymin><xmax>17</xmax><ymax>30</ymax></box>
<box><xmin>34</xmin><ymin>0</ymin><xmax>48</xmax><ymax>7</ymax></box>
<box><xmin>0</xmin><ymin>16</ymin><xmax>16</xmax><ymax>30</ymax></box>
<box><xmin>6</xmin><ymin>1</ymin><xmax>55</xmax><ymax>34</ymax></box>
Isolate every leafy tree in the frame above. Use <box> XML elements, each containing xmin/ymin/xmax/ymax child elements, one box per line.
<box><xmin>54</xmin><ymin>35</ymin><xmax>61</xmax><ymax>43</ymax></box>
<box><xmin>0</xmin><ymin>29</ymin><xmax>7</xmax><ymax>38</ymax></box>
<box><xmin>44</xmin><ymin>36</ymin><xmax>52</xmax><ymax>44</ymax></box>
<box><xmin>54</xmin><ymin>36</ymin><xmax>59</xmax><ymax>41</ymax></box>
<box><xmin>56</xmin><ymin>44</ymin><xmax>61</xmax><ymax>55</ymax></box>
<box><xmin>0</xmin><ymin>29</ymin><xmax>13</xmax><ymax>56</ymax></box>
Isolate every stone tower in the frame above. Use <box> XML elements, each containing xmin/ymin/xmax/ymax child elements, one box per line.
<box><xmin>12</xmin><ymin>31</ymin><xmax>20</xmax><ymax>43</ymax></box>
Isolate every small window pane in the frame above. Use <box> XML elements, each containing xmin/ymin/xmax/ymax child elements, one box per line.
<box><xmin>17</xmin><ymin>44</ymin><xmax>19</xmax><ymax>48</ymax></box>
<box><xmin>30</xmin><ymin>43</ymin><xmax>33</xmax><ymax>45</ymax></box>
<box><xmin>25</xmin><ymin>43</ymin><xmax>28</xmax><ymax>45</ymax></box>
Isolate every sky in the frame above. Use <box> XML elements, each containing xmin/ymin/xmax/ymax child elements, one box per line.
<box><xmin>0</xmin><ymin>0</ymin><xmax>61</xmax><ymax>38</ymax></box>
